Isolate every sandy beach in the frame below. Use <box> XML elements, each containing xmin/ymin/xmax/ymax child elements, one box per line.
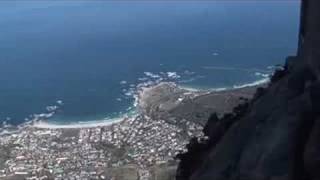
<box><xmin>0</xmin><ymin>80</ymin><xmax>267</xmax><ymax>180</ymax></box>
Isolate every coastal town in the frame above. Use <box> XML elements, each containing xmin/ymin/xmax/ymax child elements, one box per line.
<box><xmin>0</xmin><ymin>83</ymin><xmax>210</xmax><ymax>180</ymax></box>
<box><xmin>0</xmin><ymin>82</ymin><xmax>258</xmax><ymax>180</ymax></box>
<box><xmin>0</xmin><ymin>113</ymin><xmax>203</xmax><ymax>180</ymax></box>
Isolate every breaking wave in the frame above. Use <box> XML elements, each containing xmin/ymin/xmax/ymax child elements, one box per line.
<box><xmin>0</xmin><ymin>69</ymin><xmax>271</xmax><ymax>130</ymax></box>
<box><xmin>27</xmin><ymin>71</ymin><xmax>183</xmax><ymax>129</ymax></box>
<box><xmin>32</xmin><ymin>115</ymin><xmax>135</xmax><ymax>129</ymax></box>
<box><xmin>232</xmin><ymin>77</ymin><xmax>270</xmax><ymax>89</ymax></box>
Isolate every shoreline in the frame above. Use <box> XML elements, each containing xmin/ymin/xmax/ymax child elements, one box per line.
<box><xmin>32</xmin><ymin>116</ymin><xmax>129</xmax><ymax>129</ymax></box>
<box><xmin>0</xmin><ymin>77</ymin><xmax>270</xmax><ymax>179</ymax></box>
<box><xmin>179</xmin><ymin>76</ymin><xmax>269</xmax><ymax>92</ymax></box>
<box><xmin>0</xmin><ymin>77</ymin><xmax>269</xmax><ymax>131</ymax></box>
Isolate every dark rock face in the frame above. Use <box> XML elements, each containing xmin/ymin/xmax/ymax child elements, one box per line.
<box><xmin>176</xmin><ymin>101</ymin><xmax>250</xmax><ymax>180</ymax></box>
<box><xmin>176</xmin><ymin>0</ymin><xmax>320</xmax><ymax>179</ymax></box>
<box><xmin>304</xmin><ymin>117</ymin><xmax>320</xmax><ymax>180</ymax></box>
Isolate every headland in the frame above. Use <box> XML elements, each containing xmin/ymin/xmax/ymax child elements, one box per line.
<box><xmin>0</xmin><ymin>81</ymin><xmax>266</xmax><ymax>180</ymax></box>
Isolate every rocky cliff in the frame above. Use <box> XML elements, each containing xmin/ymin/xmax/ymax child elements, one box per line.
<box><xmin>176</xmin><ymin>0</ymin><xmax>320</xmax><ymax>179</ymax></box>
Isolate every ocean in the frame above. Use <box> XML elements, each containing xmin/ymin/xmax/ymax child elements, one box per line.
<box><xmin>0</xmin><ymin>1</ymin><xmax>300</xmax><ymax>126</ymax></box>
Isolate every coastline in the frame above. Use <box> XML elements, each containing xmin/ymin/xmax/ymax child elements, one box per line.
<box><xmin>32</xmin><ymin>116</ymin><xmax>129</xmax><ymax>129</ymax></box>
<box><xmin>179</xmin><ymin>76</ymin><xmax>269</xmax><ymax>92</ymax></box>
<box><xmin>0</xmin><ymin>76</ymin><xmax>269</xmax><ymax>131</ymax></box>
<box><xmin>0</xmin><ymin>77</ymin><xmax>269</xmax><ymax>179</ymax></box>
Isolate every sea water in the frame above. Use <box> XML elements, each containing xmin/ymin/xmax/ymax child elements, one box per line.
<box><xmin>0</xmin><ymin>1</ymin><xmax>300</xmax><ymax>126</ymax></box>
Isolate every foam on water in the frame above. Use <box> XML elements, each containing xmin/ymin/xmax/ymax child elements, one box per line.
<box><xmin>180</xmin><ymin>76</ymin><xmax>270</xmax><ymax>92</ymax></box>
<box><xmin>233</xmin><ymin>77</ymin><xmax>270</xmax><ymax>89</ymax></box>
<box><xmin>2</xmin><ymin>69</ymin><xmax>271</xmax><ymax>130</ymax></box>
<box><xmin>144</xmin><ymin>72</ymin><xmax>161</xmax><ymax>79</ymax></box>
<box><xmin>167</xmin><ymin>72</ymin><xmax>181</xmax><ymax>79</ymax></box>
<box><xmin>202</xmin><ymin>66</ymin><xmax>272</xmax><ymax>74</ymax></box>
<box><xmin>32</xmin><ymin>115</ymin><xmax>133</xmax><ymax>129</ymax></box>
<box><xmin>120</xmin><ymin>80</ymin><xmax>127</xmax><ymax>85</ymax></box>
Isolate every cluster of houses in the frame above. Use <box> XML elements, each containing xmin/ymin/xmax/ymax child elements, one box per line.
<box><xmin>0</xmin><ymin>114</ymin><xmax>203</xmax><ymax>179</ymax></box>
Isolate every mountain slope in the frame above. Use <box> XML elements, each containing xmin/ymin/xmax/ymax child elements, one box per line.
<box><xmin>176</xmin><ymin>0</ymin><xmax>320</xmax><ymax>179</ymax></box>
